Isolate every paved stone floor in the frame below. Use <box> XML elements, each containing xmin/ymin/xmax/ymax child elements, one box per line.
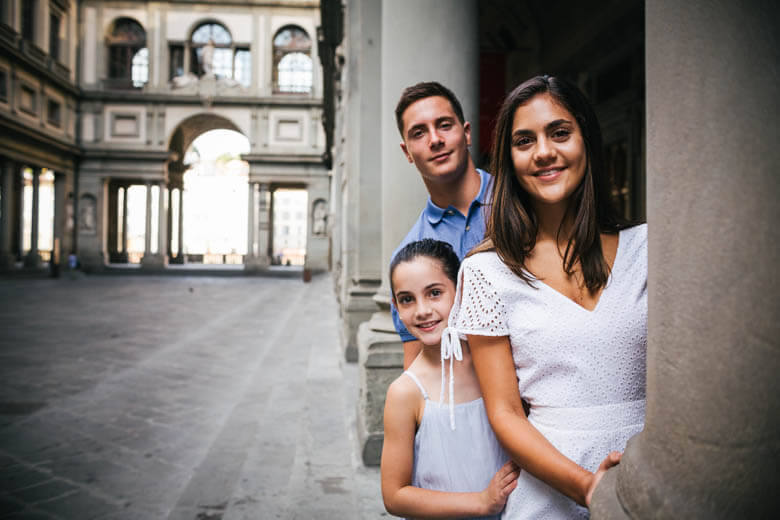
<box><xmin>0</xmin><ymin>273</ymin><xmax>388</xmax><ymax>519</ymax></box>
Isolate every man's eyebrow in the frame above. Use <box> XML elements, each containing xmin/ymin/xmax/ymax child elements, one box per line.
<box><xmin>406</xmin><ymin>123</ymin><xmax>426</xmax><ymax>136</ymax></box>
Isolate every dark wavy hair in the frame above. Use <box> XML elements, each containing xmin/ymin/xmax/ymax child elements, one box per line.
<box><xmin>474</xmin><ymin>74</ymin><xmax>629</xmax><ymax>292</ymax></box>
<box><xmin>389</xmin><ymin>239</ymin><xmax>461</xmax><ymax>297</ymax></box>
<box><xmin>395</xmin><ymin>82</ymin><xmax>466</xmax><ymax>136</ymax></box>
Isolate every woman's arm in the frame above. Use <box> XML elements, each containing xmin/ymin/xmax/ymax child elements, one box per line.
<box><xmin>467</xmin><ymin>334</ymin><xmax>620</xmax><ymax>507</ymax></box>
<box><xmin>380</xmin><ymin>378</ymin><xmax>518</xmax><ymax>518</ymax></box>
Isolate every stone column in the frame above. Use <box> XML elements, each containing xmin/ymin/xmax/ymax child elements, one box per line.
<box><xmin>177</xmin><ymin>188</ymin><xmax>183</xmax><ymax>261</ymax></box>
<box><xmin>356</xmin><ymin>0</ymin><xmax>480</xmax><ymax>465</ymax></box>
<box><xmin>591</xmin><ymin>1</ymin><xmax>780</xmax><ymax>517</ymax></box>
<box><xmin>247</xmin><ymin>181</ymin><xmax>257</xmax><ymax>258</ymax></box>
<box><xmin>52</xmin><ymin>171</ymin><xmax>66</xmax><ymax>269</ymax></box>
<box><xmin>24</xmin><ymin>167</ymin><xmax>41</xmax><ymax>268</ymax></box>
<box><xmin>338</xmin><ymin>0</ymin><xmax>383</xmax><ymax>362</ymax></box>
<box><xmin>156</xmin><ymin>181</ymin><xmax>167</xmax><ymax>264</ymax></box>
<box><xmin>245</xmin><ymin>182</ymin><xmax>270</xmax><ymax>270</ymax></box>
<box><xmin>121</xmin><ymin>186</ymin><xmax>128</xmax><ymax>254</ymax></box>
<box><xmin>0</xmin><ymin>159</ymin><xmax>17</xmax><ymax>269</ymax></box>
<box><xmin>143</xmin><ymin>182</ymin><xmax>152</xmax><ymax>255</ymax></box>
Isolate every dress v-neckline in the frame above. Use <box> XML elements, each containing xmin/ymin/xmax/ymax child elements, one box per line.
<box><xmin>530</xmin><ymin>230</ymin><xmax>624</xmax><ymax>313</ymax></box>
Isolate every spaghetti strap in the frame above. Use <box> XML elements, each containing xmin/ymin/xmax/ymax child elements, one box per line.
<box><xmin>403</xmin><ymin>371</ymin><xmax>429</xmax><ymax>400</ymax></box>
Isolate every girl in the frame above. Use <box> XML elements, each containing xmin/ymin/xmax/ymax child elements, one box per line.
<box><xmin>381</xmin><ymin>239</ymin><xmax>519</xmax><ymax>519</ymax></box>
<box><xmin>452</xmin><ymin>75</ymin><xmax>647</xmax><ymax>518</ymax></box>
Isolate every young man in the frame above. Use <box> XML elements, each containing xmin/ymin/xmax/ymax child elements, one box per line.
<box><xmin>391</xmin><ymin>82</ymin><xmax>492</xmax><ymax>368</ymax></box>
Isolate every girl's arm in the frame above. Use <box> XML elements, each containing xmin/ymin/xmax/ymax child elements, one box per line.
<box><xmin>380</xmin><ymin>378</ymin><xmax>518</xmax><ymax>519</ymax></box>
<box><xmin>467</xmin><ymin>334</ymin><xmax>621</xmax><ymax>507</ymax></box>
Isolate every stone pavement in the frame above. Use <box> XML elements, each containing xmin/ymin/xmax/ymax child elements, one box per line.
<box><xmin>0</xmin><ymin>273</ymin><xmax>389</xmax><ymax>519</ymax></box>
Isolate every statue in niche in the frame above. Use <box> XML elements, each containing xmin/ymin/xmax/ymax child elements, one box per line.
<box><xmin>78</xmin><ymin>194</ymin><xmax>97</xmax><ymax>234</ymax></box>
<box><xmin>312</xmin><ymin>199</ymin><xmax>327</xmax><ymax>236</ymax></box>
<box><xmin>201</xmin><ymin>39</ymin><xmax>215</xmax><ymax>77</ymax></box>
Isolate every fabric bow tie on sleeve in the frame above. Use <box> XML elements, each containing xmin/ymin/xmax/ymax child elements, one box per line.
<box><xmin>439</xmin><ymin>326</ymin><xmax>463</xmax><ymax>430</ymax></box>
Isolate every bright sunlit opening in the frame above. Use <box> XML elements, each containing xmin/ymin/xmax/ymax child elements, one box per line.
<box><xmin>183</xmin><ymin>129</ymin><xmax>250</xmax><ymax>263</ymax></box>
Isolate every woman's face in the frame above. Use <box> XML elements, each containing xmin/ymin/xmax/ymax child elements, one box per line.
<box><xmin>510</xmin><ymin>93</ymin><xmax>587</xmax><ymax>209</ymax></box>
<box><xmin>392</xmin><ymin>257</ymin><xmax>456</xmax><ymax>347</ymax></box>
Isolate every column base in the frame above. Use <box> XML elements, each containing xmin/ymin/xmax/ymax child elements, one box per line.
<box><xmin>244</xmin><ymin>255</ymin><xmax>270</xmax><ymax>271</ymax></box>
<box><xmin>23</xmin><ymin>251</ymin><xmax>42</xmax><ymax>269</ymax></box>
<box><xmin>341</xmin><ymin>282</ymin><xmax>380</xmax><ymax>362</ymax></box>
<box><xmin>356</xmin><ymin>313</ymin><xmax>403</xmax><ymax>466</ymax></box>
<box><xmin>140</xmin><ymin>254</ymin><xmax>168</xmax><ymax>270</ymax></box>
<box><xmin>0</xmin><ymin>253</ymin><xmax>17</xmax><ymax>271</ymax></box>
<box><xmin>108</xmin><ymin>251</ymin><xmax>129</xmax><ymax>264</ymax></box>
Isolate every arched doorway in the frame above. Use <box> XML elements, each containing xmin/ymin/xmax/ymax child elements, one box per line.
<box><xmin>179</xmin><ymin>129</ymin><xmax>250</xmax><ymax>264</ymax></box>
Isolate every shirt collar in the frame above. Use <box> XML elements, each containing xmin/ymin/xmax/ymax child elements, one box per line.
<box><xmin>424</xmin><ymin>168</ymin><xmax>491</xmax><ymax>225</ymax></box>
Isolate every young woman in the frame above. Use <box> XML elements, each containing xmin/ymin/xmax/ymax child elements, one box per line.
<box><xmin>381</xmin><ymin>239</ymin><xmax>519</xmax><ymax>519</ymax></box>
<box><xmin>450</xmin><ymin>75</ymin><xmax>647</xmax><ymax>518</ymax></box>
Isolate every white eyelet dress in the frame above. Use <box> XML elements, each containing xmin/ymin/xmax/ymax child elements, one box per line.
<box><xmin>404</xmin><ymin>370</ymin><xmax>509</xmax><ymax>520</ymax></box>
<box><xmin>451</xmin><ymin>224</ymin><xmax>648</xmax><ymax>519</ymax></box>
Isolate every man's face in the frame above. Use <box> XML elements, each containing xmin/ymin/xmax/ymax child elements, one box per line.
<box><xmin>400</xmin><ymin>96</ymin><xmax>471</xmax><ymax>185</ymax></box>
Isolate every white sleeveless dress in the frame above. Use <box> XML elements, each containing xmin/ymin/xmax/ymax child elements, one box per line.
<box><xmin>404</xmin><ymin>370</ymin><xmax>509</xmax><ymax>520</ymax></box>
<box><xmin>451</xmin><ymin>224</ymin><xmax>648</xmax><ymax>519</ymax></box>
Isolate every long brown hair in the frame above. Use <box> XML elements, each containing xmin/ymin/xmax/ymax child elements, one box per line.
<box><xmin>475</xmin><ymin>75</ymin><xmax>629</xmax><ymax>292</ymax></box>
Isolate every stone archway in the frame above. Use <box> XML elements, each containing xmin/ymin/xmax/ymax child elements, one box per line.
<box><xmin>165</xmin><ymin>114</ymin><xmax>250</xmax><ymax>265</ymax></box>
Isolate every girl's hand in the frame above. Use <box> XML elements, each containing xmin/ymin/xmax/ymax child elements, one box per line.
<box><xmin>481</xmin><ymin>461</ymin><xmax>520</xmax><ymax>515</ymax></box>
<box><xmin>585</xmin><ymin>451</ymin><xmax>622</xmax><ymax>506</ymax></box>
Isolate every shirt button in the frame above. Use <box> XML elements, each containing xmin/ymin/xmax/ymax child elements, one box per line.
<box><xmin>447</xmin><ymin>210</ymin><xmax>454</xmax><ymax>215</ymax></box>
<box><xmin>466</xmin><ymin>225</ymin><xmax>470</xmax><ymax>230</ymax></box>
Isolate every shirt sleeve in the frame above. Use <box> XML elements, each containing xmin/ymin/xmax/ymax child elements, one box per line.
<box><xmin>450</xmin><ymin>258</ymin><xmax>509</xmax><ymax>337</ymax></box>
<box><xmin>391</xmin><ymin>301</ymin><xmax>417</xmax><ymax>343</ymax></box>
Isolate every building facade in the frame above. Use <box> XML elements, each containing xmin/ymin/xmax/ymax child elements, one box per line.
<box><xmin>0</xmin><ymin>0</ymin><xmax>329</xmax><ymax>273</ymax></box>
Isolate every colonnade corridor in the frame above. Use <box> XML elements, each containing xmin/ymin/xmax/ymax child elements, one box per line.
<box><xmin>0</xmin><ymin>274</ymin><xmax>384</xmax><ymax>519</ymax></box>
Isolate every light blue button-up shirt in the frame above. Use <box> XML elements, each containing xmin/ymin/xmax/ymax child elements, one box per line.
<box><xmin>390</xmin><ymin>169</ymin><xmax>493</xmax><ymax>342</ymax></box>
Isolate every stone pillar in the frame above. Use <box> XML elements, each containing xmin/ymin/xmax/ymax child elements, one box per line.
<box><xmin>121</xmin><ymin>186</ymin><xmax>128</xmax><ymax>254</ymax></box>
<box><xmin>591</xmin><ymin>1</ymin><xmax>780</xmax><ymax>517</ymax></box>
<box><xmin>0</xmin><ymin>159</ymin><xmax>17</xmax><ymax>269</ymax></box>
<box><xmin>143</xmin><ymin>182</ymin><xmax>152</xmax><ymax>255</ymax></box>
<box><xmin>245</xmin><ymin>182</ymin><xmax>270</xmax><ymax>270</ymax></box>
<box><xmin>52</xmin><ymin>171</ymin><xmax>66</xmax><ymax>270</ymax></box>
<box><xmin>141</xmin><ymin>181</ymin><xmax>167</xmax><ymax>269</ymax></box>
<box><xmin>356</xmin><ymin>0</ymin><xmax>480</xmax><ymax>465</ymax></box>
<box><xmin>337</xmin><ymin>0</ymin><xmax>383</xmax><ymax>362</ymax></box>
<box><xmin>177</xmin><ymin>188</ymin><xmax>183</xmax><ymax>260</ymax></box>
<box><xmin>23</xmin><ymin>167</ymin><xmax>41</xmax><ymax>268</ymax></box>
<box><xmin>156</xmin><ymin>181</ymin><xmax>167</xmax><ymax>263</ymax></box>
<box><xmin>247</xmin><ymin>181</ymin><xmax>257</xmax><ymax>257</ymax></box>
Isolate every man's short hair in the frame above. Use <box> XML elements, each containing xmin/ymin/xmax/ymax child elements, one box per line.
<box><xmin>394</xmin><ymin>81</ymin><xmax>466</xmax><ymax>137</ymax></box>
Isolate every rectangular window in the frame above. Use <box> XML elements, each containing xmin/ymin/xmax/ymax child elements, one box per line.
<box><xmin>47</xmin><ymin>98</ymin><xmax>61</xmax><ymax>127</ymax></box>
<box><xmin>169</xmin><ymin>44</ymin><xmax>184</xmax><ymax>79</ymax></box>
<box><xmin>19</xmin><ymin>84</ymin><xmax>37</xmax><ymax>114</ymax></box>
<box><xmin>234</xmin><ymin>48</ymin><xmax>251</xmax><ymax>87</ymax></box>
<box><xmin>21</xmin><ymin>0</ymin><xmax>35</xmax><ymax>41</ymax></box>
<box><xmin>49</xmin><ymin>11</ymin><xmax>60</xmax><ymax>61</ymax></box>
<box><xmin>0</xmin><ymin>69</ymin><xmax>7</xmax><ymax>103</ymax></box>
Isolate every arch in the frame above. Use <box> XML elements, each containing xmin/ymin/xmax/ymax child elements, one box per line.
<box><xmin>105</xmin><ymin>17</ymin><xmax>147</xmax><ymax>88</ymax></box>
<box><xmin>273</xmin><ymin>25</ymin><xmax>312</xmax><ymax>93</ymax></box>
<box><xmin>167</xmin><ymin>113</ymin><xmax>246</xmax><ymax>158</ymax></box>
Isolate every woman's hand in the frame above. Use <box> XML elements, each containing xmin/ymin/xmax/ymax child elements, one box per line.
<box><xmin>480</xmin><ymin>461</ymin><xmax>520</xmax><ymax>515</ymax></box>
<box><xmin>584</xmin><ymin>451</ymin><xmax>622</xmax><ymax>506</ymax></box>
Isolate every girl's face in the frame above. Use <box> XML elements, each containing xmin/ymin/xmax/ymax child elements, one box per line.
<box><xmin>510</xmin><ymin>93</ymin><xmax>587</xmax><ymax>209</ymax></box>
<box><xmin>392</xmin><ymin>257</ymin><xmax>456</xmax><ymax>347</ymax></box>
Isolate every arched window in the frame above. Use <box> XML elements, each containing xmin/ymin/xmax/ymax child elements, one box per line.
<box><xmin>168</xmin><ymin>21</ymin><xmax>250</xmax><ymax>86</ymax></box>
<box><xmin>106</xmin><ymin>18</ymin><xmax>147</xmax><ymax>89</ymax></box>
<box><xmin>273</xmin><ymin>26</ymin><xmax>312</xmax><ymax>94</ymax></box>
